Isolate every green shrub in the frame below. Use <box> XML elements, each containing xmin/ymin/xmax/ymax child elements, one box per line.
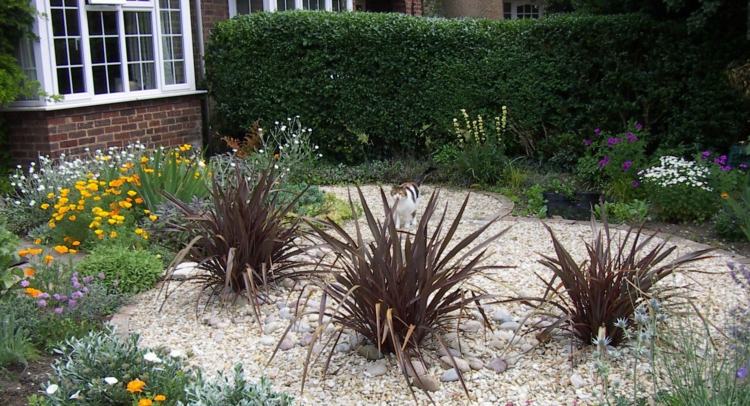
<box><xmin>522</xmin><ymin>184</ymin><xmax>548</xmax><ymax>218</ymax></box>
<box><xmin>713</xmin><ymin>204</ymin><xmax>747</xmax><ymax>241</ymax></box>
<box><xmin>44</xmin><ymin>329</ymin><xmax>193</xmax><ymax>405</ymax></box>
<box><xmin>0</xmin><ymin>313</ymin><xmax>38</xmax><ymax>369</ymax></box>
<box><xmin>594</xmin><ymin>199</ymin><xmax>650</xmax><ymax>224</ymax></box>
<box><xmin>76</xmin><ymin>246</ymin><xmax>163</xmax><ymax>295</ymax></box>
<box><xmin>206</xmin><ymin>12</ymin><xmax>749</xmax><ymax>162</ymax></box>
<box><xmin>179</xmin><ymin>364</ymin><xmax>292</xmax><ymax>406</ymax></box>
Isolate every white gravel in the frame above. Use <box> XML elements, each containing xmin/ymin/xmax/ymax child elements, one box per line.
<box><xmin>120</xmin><ymin>184</ymin><xmax>747</xmax><ymax>405</ymax></box>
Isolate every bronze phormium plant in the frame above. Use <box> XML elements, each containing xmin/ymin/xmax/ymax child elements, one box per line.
<box><xmin>160</xmin><ymin>166</ymin><xmax>312</xmax><ymax>312</ymax></box>
<box><xmin>273</xmin><ymin>187</ymin><xmax>510</xmax><ymax>399</ymax></box>
<box><xmin>527</xmin><ymin>219</ymin><xmax>713</xmax><ymax>347</ymax></box>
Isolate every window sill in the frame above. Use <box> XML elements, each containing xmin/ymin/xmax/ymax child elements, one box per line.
<box><xmin>1</xmin><ymin>90</ymin><xmax>207</xmax><ymax>112</ymax></box>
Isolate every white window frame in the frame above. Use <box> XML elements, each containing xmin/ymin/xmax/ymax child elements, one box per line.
<box><xmin>12</xmin><ymin>0</ymin><xmax>195</xmax><ymax>108</ymax></box>
<box><xmin>504</xmin><ymin>1</ymin><xmax>544</xmax><ymax>20</ymax></box>
<box><xmin>228</xmin><ymin>0</ymin><xmax>353</xmax><ymax>16</ymax></box>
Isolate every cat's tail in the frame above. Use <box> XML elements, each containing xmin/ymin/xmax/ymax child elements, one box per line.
<box><xmin>414</xmin><ymin>166</ymin><xmax>437</xmax><ymax>186</ymax></box>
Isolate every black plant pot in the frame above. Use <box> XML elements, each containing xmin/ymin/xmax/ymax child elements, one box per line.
<box><xmin>544</xmin><ymin>191</ymin><xmax>603</xmax><ymax>220</ymax></box>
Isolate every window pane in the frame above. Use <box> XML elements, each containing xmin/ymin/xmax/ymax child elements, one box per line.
<box><xmin>173</xmin><ymin>61</ymin><xmax>184</xmax><ymax>83</ymax></box>
<box><xmin>125</xmin><ymin>11</ymin><xmax>156</xmax><ymax>91</ymax></box>
<box><xmin>50</xmin><ymin>0</ymin><xmax>85</xmax><ymax>94</ymax></box>
<box><xmin>237</xmin><ymin>0</ymin><xmax>250</xmax><ymax>14</ymax></box>
<box><xmin>92</xmin><ymin>65</ymin><xmax>107</xmax><ymax>94</ymax></box>
<box><xmin>105</xmin><ymin>37</ymin><xmax>120</xmax><ymax>62</ymax></box>
<box><xmin>250</xmin><ymin>0</ymin><xmax>263</xmax><ymax>12</ymax></box>
<box><xmin>160</xmin><ymin>0</ymin><xmax>186</xmax><ymax>85</ymax></box>
<box><xmin>90</xmin><ymin>38</ymin><xmax>104</xmax><ymax>64</ymax></box>
<box><xmin>88</xmin><ymin>10</ymin><xmax>123</xmax><ymax>94</ymax></box>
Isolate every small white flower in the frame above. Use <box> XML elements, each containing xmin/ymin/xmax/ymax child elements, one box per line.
<box><xmin>104</xmin><ymin>377</ymin><xmax>118</xmax><ymax>385</ymax></box>
<box><xmin>29</xmin><ymin>200</ymin><xmax>36</xmax><ymax>206</ymax></box>
<box><xmin>69</xmin><ymin>390</ymin><xmax>81</xmax><ymax>399</ymax></box>
<box><xmin>46</xmin><ymin>384</ymin><xmax>59</xmax><ymax>395</ymax></box>
<box><xmin>144</xmin><ymin>351</ymin><xmax>162</xmax><ymax>363</ymax></box>
<box><xmin>259</xmin><ymin>149</ymin><xmax>264</xmax><ymax>153</ymax></box>
<box><xmin>274</xmin><ymin>165</ymin><xmax>279</xmax><ymax>169</ymax></box>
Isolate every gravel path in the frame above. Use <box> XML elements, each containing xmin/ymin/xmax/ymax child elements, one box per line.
<box><xmin>118</xmin><ymin>185</ymin><xmax>747</xmax><ymax>405</ymax></box>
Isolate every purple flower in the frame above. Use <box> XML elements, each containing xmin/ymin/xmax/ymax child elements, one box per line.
<box><xmin>53</xmin><ymin>307</ymin><xmax>64</xmax><ymax>315</ymax></box>
<box><xmin>701</xmin><ymin>150</ymin><xmax>711</xmax><ymax>160</ymax></box>
<box><xmin>58</xmin><ymin>294</ymin><xmax>68</xmax><ymax>302</ymax></box>
<box><xmin>740</xmin><ymin>163</ymin><xmax>748</xmax><ymax>171</ymax></box>
<box><xmin>98</xmin><ymin>272</ymin><xmax>106</xmax><ymax>280</ymax></box>
<box><xmin>626</xmin><ymin>132</ymin><xmax>638</xmax><ymax>143</ymax></box>
<box><xmin>598</xmin><ymin>156</ymin><xmax>610</xmax><ymax>169</ymax></box>
<box><xmin>622</xmin><ymin>160</ymin><xmax>633</xmax><ymax>171</ymax></box>
<box><xmin>37</xmin><ymin>299</ymin><xmax>47</xmax><ymax>307</ymax></box>
<box><xmin>738</xmin><ymin>366</ymin><xmax>748</xmax><ymax>380</ymax></box>
<box><xmin>20</xmin><ymin>280</ymin><xmax>29</xmax><ymax>287</ymax></box>
<box><xmin>71</xmin><ymin>291</ymin><xmax>83</xmax><ymax>299</ymax></box>
<box><xmin>720</xmin><ymin>165</ymin><xmax>732</xmax><ymax>172</ymax></box>
<box><xmin>607</xmin><ymin>137</ymin><xmax>621</xmax><ymax>147</ymax></box>
<box><xmin>634</xmin><ymin>122</ymin><xmax>642</xmax><ymax>131</ymax></box>
<box><xmin>39</xmin><ymin>292</ymin><xmax>49</xmax><ymax>299</ymax></box>
<box><xmin>53</xmin><ymin>293</ymin><xmax>62</xmax><ymax>301</ymax></box>
<box><xmin>714</xmin><ymin>155</ymin><xmax>728</xmax><ymax>166</ymax></box>
<box><xmin>583</xmin><ymin>139</ymin><xmax>593</xmax><ymax>146</ymax></box>
<box><xmin>83</xmin><ymin>276</ymin><xmax>93</xmax><ymax>284</ymax></box>
<box><xmin>72</xmin><ymin>281</ymin><xmax>81</xmax><ymax>289</ymax></box>
<box><xmin>81</xmin><ymin>286</ymin><xmax>89</xmax><ymax>294</ymax></box>
<box><xmin>594</xmin><ymin>128</ymin><xmax>601</xmax><ymax>136</ymax></box>
<box><xmin>68</xmin><ymin>299</ymin><xmax>77</xmax><ymax>308</ymax></box>
<box><xmin>632</xmin><ymin>180</ymin><xmax>641</xmax><ymax>188</ymax></box>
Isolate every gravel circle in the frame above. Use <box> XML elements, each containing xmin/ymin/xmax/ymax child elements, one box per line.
<box><xmin>119</xmin><ymin>184</ymin><xmax>747</xmax><ymax>405</ymax></box>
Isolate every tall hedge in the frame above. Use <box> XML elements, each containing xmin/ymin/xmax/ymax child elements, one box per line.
<box><xmin>206</xmin><ymin>12</ymin><xmax>750</xmax><ymax>162</ymax></box>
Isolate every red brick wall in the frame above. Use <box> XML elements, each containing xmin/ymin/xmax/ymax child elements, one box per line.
<box><xmin>3</xmin><ymin>95</ymin><xmax>203</xmax><ymax>164</ymax></box>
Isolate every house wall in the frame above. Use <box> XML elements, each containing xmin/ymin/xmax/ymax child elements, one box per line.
<box><xmin>3</xmin><ymin>95</ymin><xmax>203</xmax><ymax>164</ymax></box>
<box><xmin>441</xmin><ymin>0</ymin><xmax>502</xmax><ymax>19</ymax></box>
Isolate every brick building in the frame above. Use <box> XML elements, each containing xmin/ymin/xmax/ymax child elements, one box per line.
<box><xmin>4</xmin><ymin>0</ymin><xmax>544</xmax><ymax>163</ymax></box>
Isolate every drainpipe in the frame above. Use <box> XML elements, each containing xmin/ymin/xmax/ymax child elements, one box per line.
<box><xmin>193</xmin><ymin>0</ymin><xmax>210</xmax><ymax>149</ymax></box>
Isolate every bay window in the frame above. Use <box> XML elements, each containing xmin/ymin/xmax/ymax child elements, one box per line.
<box><xmin>229</xmin><ymin>0</ymin><xmax>353</xmax><ymax>16</ymax></box>
<box><xmin>14</xmin><ymin>0</ymin><xmax>195</xmax><ymax>107</ymax></box>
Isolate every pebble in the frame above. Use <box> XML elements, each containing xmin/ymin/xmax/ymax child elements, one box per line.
<box><xmin>467</xmin><ymin>357</ymin><xmax>484</xmax><ymax>370</ymax></box>
<box><xmin>570</xmin><ymin>373</ymin><xmax>586</xmax><ymax>388</ymax></box>
<box><xmin>492</xmin><ymin>308</ymin><xmax>513</xmax><ymax>322</ymax></box>
<box><xmin>486</xmin><ymin>357</ymin><xmax>508</xmax><ymax>373</ymax></box>
<box><xmin>265</xmin><ymin>322</ymin><xmax>283</xmax><ymax>333</ymax></box>
<box><xmin>460</xmin><ymin>320</ymin><xmax>483</xmax><ymax>332</ymax></box>
<box><xmin>334</xmin><ymin>342</ymin><xmax>351</xmax><ymax>353</ymax></box>
<box><xmin>279</xmin><ymin>337</ymin><xmax>296</xmax><ymax>351</ymax></box>
<box><xmin>441</xmin><ymin>368</ymin><xmax>460</xmax><ymax>382</ymax></box>
<box><xmin>260</xmin><ymin>335</ymin><xmax>275</xmax><ymax>346</ymax></box>
<box><xmin>439</xmin><ymin>356</ymin><xmax>470</xmax><ymax>372</ymax></box>
<box><xmin>499</xmin><ymin>321</ymin><xmax>520</xmax><ymax>331</ymax></box>
<box><xmin>406</xmin><ymin>360</ymin><xmax>427</xmax><ymax>378</ymax></box>
<box><xmin>364</xmin><ymin>359</ymin><xmax>388</xmax><ymax>377</ymax></box>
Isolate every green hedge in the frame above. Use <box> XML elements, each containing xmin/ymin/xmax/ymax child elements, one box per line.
<box><xmin>206</xmin><ymin>11</ymin><xmax>750</xmax><ymax>162</ymax></box>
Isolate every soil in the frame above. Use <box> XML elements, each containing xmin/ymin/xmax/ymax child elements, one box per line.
<box><xmin>642</xmin><ymin>220</ymin><xmax>750</xmax><ymax>259</ymax></box>
<box><xmin>0</xmin><ymin>355</ymin><xmax>55</xmax><ymax>405</ymax></box>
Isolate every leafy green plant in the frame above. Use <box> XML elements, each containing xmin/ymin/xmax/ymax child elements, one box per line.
<box><xmin>179</xmin><ymin>364</ymin><xmax>292</xmax><ymax>406</ymax></box>
<box><xmin>524</xmin><ymin>220</ymin><xmax>712</xmax><ymax>346</ymax></box>
<box><xmin>0</xmin><ymin>313</ymin><xmax>38</xmax><ymax>369</ymax></box>
<box><xmin>713</xmin><ymin>203</ymin><xmax>747</xmax><ymax>241</ymax></box>
<box><xmin>523</xmin><ymin>184</ymin><xmax>547</xmax><ymax>218</ymax></box>
<box><xmin>77</xmin><ymin>245</ymin><xmax>163</xmax><ymax>295</ymax></box>
<box><xmin>162</xmin><ymin>166</ymin><xmax>311</xmax><ymax>308</ymax></box>
<box><xmin>134</xmin><ymin>144</ymin><xmax>209</xmax><ymax>212</ymax></box>
<box><xmin>278</xmin><ymin>187</ymin><xmax>509</xmax><ymax>398</ymax></box>
<box><xmin>594</xmin><ymin>199</ymin><xmax>649</xmax><ymax>224</ymax></box>
<box><xmin>0</xmin><ymin>223</ymin><xmax>22</xmax><ymax>297</ymax></box>
<box><xmin>44</xmin><ymin>329</ymin><xmax>193</xmax><ymax>405</ymax></box>
<box><xmin>725</xmin><ymin>172</ymin><xmax>750</xmax><ymax>241</ymax></box>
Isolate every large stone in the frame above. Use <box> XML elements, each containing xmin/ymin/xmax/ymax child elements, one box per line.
<box><xmin>486</xmin><ymin>357</ymin><xmax>508</xmax><ymax>373</ymax></box>
<box><xmin>169</xmin><ymin>262</ymin><xmax>201</xmax><ymax>280</ymax></box>
<box><xmin>406</xmin><ymin>360</ymin><xmax>427</xmax><ymax>378</ymax></box>
<box><xmin>357</xmin><ymin>344</ymin><xmax>384</xmax><ymax>360</ymax></box>
<box><xmin>279</xmin><ymin>337</ymin><xmax>296</xmax><ymax>351</ymax></box>
<box><xmin>570</xmin><ymin>373</ymin><xmax>587</xmax><ymax>388</ymax></box>
<box><xmin>439</xmin><ymin>356</ymin><xmax>470</xmax><ymax>372</ymax></box>
<box><xmin>260</xmin><ymin>335</ymin><xmax>275</xmax><ymax>346</ymax></box>
<box><xmin>441</xmin><ymin>368</ymin><xmax>460</xmax><ymax>382</ymax></box>
<box><xmin>413</xmin><ymin>375</ymin><xmax>440</xmax><ymax>392</ymax></box>
<box><xmin>492</xmin><ymin>308</ymin><xmax>513</xmax><ymax>323</ymax></box>
<box><xmin>364</xmin><ymin>359</ymin><xmax>388</xmax><ymax>377</ymax></box>
<box><xmin>467</xmin><ymin>357</ymin><xmax>484</xmax><ymax>370</ymax></box>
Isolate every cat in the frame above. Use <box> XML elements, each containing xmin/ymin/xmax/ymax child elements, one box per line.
<box><xmin>389</xmin><ymin>167</ymin><xmax>436</xmax><ymax>229</ymax></box>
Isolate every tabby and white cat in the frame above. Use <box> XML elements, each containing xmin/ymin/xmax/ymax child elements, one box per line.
<box><xmin>389</xmin><ymin>167</ymin><xmax>436</xmax><ymax>229</ymax></box>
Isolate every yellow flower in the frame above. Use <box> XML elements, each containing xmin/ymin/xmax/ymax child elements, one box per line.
<box><xmin>54</xmin><ymin>245</ymin><xmax>69</xmax><ymax>254</ymax></box>
<box><xmin>119</xmin><ymin>201</ymin><xmax>133</xmax><ymax>209</ymax></box>
<box><xmin>24</xmin><ymin>287</ymin><xmax>43</xmax><ymax>298</ymax></box>
<box><xmin>109</xmin><ymin>231</ymin><xmax>118</xmax><ymax>238</ymax></box>
<box><xmin>34</xmin><ymin>239</ymin><xmax>41</xmax><ymax>244</ymax></box>
<box><xmin>94</xmin><ymin>229</ymin><xmax>104</xmax><ymax>236</ymax></box>
<box><xmin>721</xmin><ymin>192</ymin><xmax>729</xmax><ymax>200</ymax></box>
<box><xmin>68</xmin><ymin>215</ymin><xmax>77</xmax><ymax>221</ymax></box>
<box><xmin>126</xmin><ymin>378</ymin><xmax>146</xmax><ymax>393</ymax></box>
<box><xmin>47</xmin><ymin>192</ymin><xmax>55</xmax><ymax>199</ymax></box>
<box><xmin>135</xmin><ymin>228</ymin><xmax>144</xmax><ymax>235</ymax></box>
<box><xmin>135</xmin><ymin>197</ymin><xmax>144</xmax><ymax>204</ymax></box>
<box><xmin>72</xmin><ymin>241</ymin><xmax>81</xmax><ymax>247</ymax></box>
<box><xmin>40</xmin><ymin>203</ymin><xmax>50</xmax><ymax>210</ymax></box>
<box><xmin>127</xmin><ymin>190</ymin><xmax>137</xmax><ymax>197</ymax></box>
<box><xmin>154</xmin><ymin>394</ymin><xmax>166</xmax><ymax>402</ymax></box>
<box><xmin>149</xmin><ymin>215</ymin><xmax>158</xmax><ymax>222</ymax></box>
<box><xmin>17</xmin><ymin>249</ymin><xmax>29</xmax><ymax>257</ymax></box>
<box><xmin>44</xmin><ymin>255</ymin><xmax>54</xmax><ymax>265</ymax></box>
<box><xmin>23</xmin><ymin>268</ymin><xmax>35</xmax><ymax>278</ymax></box>
<box><xmin>138</xmin><ymin>399</ymin><xmax>153</xmax><ymax>406</ymax></box>
<box><xmin>28</xmin><ymin>248</ymin><xmax>43</xmax><ymax>255</ymax></box>
<box><xmin>69</xmin><ymin>249</ymin><xmax>78</xmax><ymax>254</ymax></box>
<box><xmin>140</xmin><ymin>156</ymin><xmax>149</xmax><ymax>164</ymax></box>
